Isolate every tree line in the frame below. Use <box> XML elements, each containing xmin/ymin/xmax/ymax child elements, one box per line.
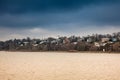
<box><xmin>0</xmin><ymin>32</ymin><xmax>120</xmax><ymax>52</ymax></box>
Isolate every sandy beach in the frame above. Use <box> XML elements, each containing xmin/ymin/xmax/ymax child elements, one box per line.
<box><xmin>0</xmin><ymin>51</ymin><xmax>120</xmax><ymax>80</ymax></box>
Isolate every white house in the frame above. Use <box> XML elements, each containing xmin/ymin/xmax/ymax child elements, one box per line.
<box><xmin>94</xmin><ymin>42</ymin><xmax>100</xmax><ymax>47</ymax></box>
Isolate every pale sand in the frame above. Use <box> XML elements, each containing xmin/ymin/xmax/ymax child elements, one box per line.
<box><xmin>0</xmin><ymin>51</ymin><xmax>120</xmax><ymax>80</ymax></box>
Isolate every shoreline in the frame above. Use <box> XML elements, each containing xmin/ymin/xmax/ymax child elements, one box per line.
<box><xmin>0</xmin><ymin>50</ymin><xmax>120</xmax><ymax>54</ymax></box>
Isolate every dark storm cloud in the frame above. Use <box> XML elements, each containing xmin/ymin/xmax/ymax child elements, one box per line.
<box><xmin>0</xmin><ymin>0</ymin><xmax>116</xmax><ymax>14</ymax></box>
<box><xmin>0</xmin><ymin>0</ymin><xmax>120</xmax><ymax>28</ymax></box>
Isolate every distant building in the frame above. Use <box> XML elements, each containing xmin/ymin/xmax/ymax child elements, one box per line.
<box><xmin>51</xmin><ymin>40</ymin><xmax>57</xmax><ymax>44</ymax></box>
<box><xmin>20</xmin><ymin>44</ymin><xmax>24</xmax><ymax>46</ymax></box>
<box><xmin>100</xmin><ymin>43</ymin><xmax>107</xmax><ymax>46</ymax></box>
<box><xmin>77</xmin><ymin>38</ymin><xmax>83</xmax><ymax>42</ymax></box>
<box><xmin>94</xmin><ymin>42</ymin><xmax>100</xmax><ymax>47</ymax></box>
<box><xmin>39</xmin><ymin>40</ymin><xmax>46</xmax><ymax>44</ymax></box>
<box><xmin>23</xmin><ymin>42</ymin><xmax>29</xmax><ymax>46</ymax></box>
<box><xmin>87</xmin><ymin>38</ymin><xmax>93</xmax><ymax>43</ymax></box>
<box><xmin>72</xmin><ymin>42</ymin><xmax>78</xmax><ymax>45</ymax></box>
<box><xmin>63</xmin><ymin>37</ymin><xmax>70</xmax><ymax>44</ymax></box>
<box><xmin>94</xmin><ymin>42</ymin><xmax>107</xmax><ymax>47</ymax></box>
<box><xmin>32</xmin><ymin>44</ymin><xmax>38</xmax><ymax>47</ymax></box>
<box><xmin>101</xmin><ymin>38</ymin><xmax>109</xmax><ymax>43</ymax></box>
<box><xmin>112</xmin><ymin>38</ymin><xmax>117</xmax><ymax>42</ymax></box>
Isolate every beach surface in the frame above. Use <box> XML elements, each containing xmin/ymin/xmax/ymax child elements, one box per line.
<box><xmin>0</xmin><ymin>51</ymin><xmax>120</xmax><ymax>80</ymax></box>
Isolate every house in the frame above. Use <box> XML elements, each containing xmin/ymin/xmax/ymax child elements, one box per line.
<box><xmin>20</xmin><ymin>43</ymin><xmax>24</xmax><ymax>47</ymax></box>
<box><xmin>94</xmin><ymin>42</ymin><xmax>100</xmax><ymax>47</ymax></box>
<box><xmin>101</xmin><ymin>38</ymin><xmax>110</xmax><ymax>43</ymax></box>
<box><xmin>32</xmin><ymin>44</ymin><xmax>39</xmax><ymax>51</ymax></box>
<box><xmin>112</xmin><ymin>38</ymin><xmax>117</xmax><ymax>42</ymax></box>
<box><xmin>32</xmin><ymin>44</ymin><xmax>38</xmax><ymax>47</ymax></box>
<box><xmin>39</xmin><ymin>40</ymin><xmax>47</xmax><ymax>44</ymax></box>
<box><xmin>87</xmin><ymin>38</ymin><xmax>93</xmax><ymax>43</ymax></box>
<box><xmin>72</xmin><ymin>42</ymin><xmax>78</xmax><ymax>45</ymax></box>
<box><xmin>32</xmin><ymin>40</ymin><xmax>37</xmax><ymax>44</ymax></box>
<box><xmin>94</xmin><ymin>42</ymin><xmax>107</xmax><ymax>47</ymax></box>
<box><xmin>51</xmin><ymin>40</ymin><xmax>57</xmax><ymax>44</ymax></box>
<box><xmin>69</xmin><ymin>36</ymin><xmax>77</xmax><ymax>42</ymax></box>
<box><xmin>77</xmin><ymin>38</ymin><xmax>83</xmax><ymax>42</ymax></box>
<box><xmin>63</xmin><ymin>37</ymin><xmax>70</xmax><ymax>44</ymax></box>
<box><xmin>100</xmin><ymin>43</ymin><xmax>107</xmax><ymax>46</ymax></box>
<box><xmin>23</xmin><ymin>42</ymin><xmax>29</xmax><ymax>46</ymax></box>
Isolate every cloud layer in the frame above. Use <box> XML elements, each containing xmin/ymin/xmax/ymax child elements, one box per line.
<box><xmin>0</xmin><ymin>0</ymin><xmax>116</xmax><ymax>14</ymax></box>
<box><xmin>0</xmin><ymin>0</ymin><xmax>120</xmax><ymax>40</ymax></box>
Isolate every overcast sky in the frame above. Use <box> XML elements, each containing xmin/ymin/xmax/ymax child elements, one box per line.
<box><xmin>0</xmin><ymin>0</ymin><xmax>120</xmax><ymax>41</ymax></box>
